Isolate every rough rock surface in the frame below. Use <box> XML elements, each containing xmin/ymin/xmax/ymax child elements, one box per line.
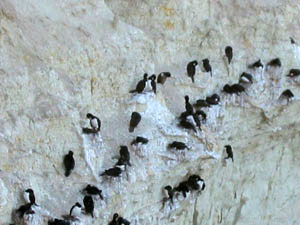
<box><xmin>0</xmin><ymin>0</ymin><xmax>300</xmax><ymax>224</ymax></box>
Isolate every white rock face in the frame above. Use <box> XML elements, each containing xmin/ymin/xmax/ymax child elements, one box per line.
<box><xmin>0</xmin><ymin>0</ymin><xmax>300</xmax><ymax>224</ymax></box>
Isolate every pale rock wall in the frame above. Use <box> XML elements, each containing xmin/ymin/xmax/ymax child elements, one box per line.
<box><xmin>0</xmin><ymin>0</ymin><xmax>299</xmax><ymax>225</ymax></box>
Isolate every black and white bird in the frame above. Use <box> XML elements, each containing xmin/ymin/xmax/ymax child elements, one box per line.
<box><xmin>249</xmin><ymin>59</ymin><xmax>264</xmax><ymax>69</ymax></box>
<box><xmin>280</xmin><ymin>89</ymin><xmax>294</xmax><ymax>103</ymax></box>
<box><xmin>267</xmin><ymin>58</ymin><xmax>281</xmax><ymax>68</ymax></box>
<box><xmin>131</xmin><ymin>136</ymin><xmax>149</xmax><ymax>145</ymax></box>
<box><xmin>188</xmin><ymin>175</ymin><xmax>205</xmax><ymax>191</ymax></box>
<box><xmin>239</xmin><ymin>72</ymin><xmax>253</xmax><ymax>84</ymax></box>
<box><xmin>148</xmin><ymin>74</ymin><xmax>157</xmax><ymax>94</ymax></box>
<box><xmin>116</xmin><ymin>146</ymin><xmax>131</xmax><ymax>167</ymax></box>
<box><xmin>202</xmin><ymin>58</ymin><xmax>212</xmax><ymax>77</ymax></box>
<box><xmin>129</xmin><ymin>112</ymin><xmax>141</xmax><ymax>133</ymax></box>
<box><xmin>164</xmin><ymin>185</ymin><xmax>174</xmax><ymax>204</ymax></box>
<box><xmin>129</xmin><ymin>73</ymin><xmax>148</xmax><ymax>93</ymax></box>
<box><xmin>178</xmin><ymin>119</ymin><xmax>197</xmax><ymax>133</ymax></box>
<box><xmin>225</xmin><ymin>46</ymin><xmax>233</xmax><ymax>64</ymax></box>
<box><xmin>223</xmin><ymin>84</ymin><xmax>245</xmax><ymax>95</ymax></box>
<box><xmin>287</xmin><ymin>69</ymin><xmax>300</xmax><ymax>78</ymax></box>
<box><xmin>187</xmin><ymin>60</ymin><xmax>198</xmax><ymax>83</ymax></box>
<box><xmin>69</xmin><ymin>202</ymin><xmax>82</xmax><ymax>217</ymax></box>
<box><xmin>86</xmin><ymin>113</ymin><xmax>101</xmax><ymax>132</ymax></box>
<box><xmin>83</xmin><ymin>196</ymin><xmax>94</xmax><ymax>218</ymax></box>
<box><xmin>100</xmin><ymin>165</ymin><xmax>124</xmax><ymax>177</ymax></box>
<box><xmin>224</xmin><ymin>145</ymin><xmax>234</xmax><ymax>162</ymax></box>
<box><xmin>48</xmin><ymin>219</ymin><xmax>70</xmax><ymax>225</ymax></box>
<box><xmin>83</xmin><ymin>185</ymin><xmax>103</xmax><ymax>200</ymax></box>
<box><xmin>157</xmin><ymin>72</ymin><xmax>171</xmax><ymax>85</ymax></box>
<box><xmin>184</xmin><ymin>95</ymin><xmax>194</xmax><ymax>115</ymax></box>
<box><xmin>168</xmin><ymin>141</ymin><xmax>189</xmax><ymax>150</ymax></box>
<box><xmin>16</xmin><ymin>203</ymin><xmax>35</xmax><ymax>218</ymax></box>
<box><xmin>24</xmin><ymin>189</ymin><xmax>37</xmax><ymax>206</ymax></box>
<box><xmin>109</xmin><ymin>213</ymin><xmax>119</xmax><ymax>225</ymax></box>
<box><xmin>193</xmin><ymin>99</ymin><xmax>211</xmax><ymax>108</ymax></box>
<box><xmin>63</xmin><ymin>151</ymin><xmax>75</xmax><ymax>177</ymax></box>
<box><xmin>174</xmin><ymin>181</ymin><xmax>190</xmax><ymax>198</ymax></box>
<box><xmin>206</xmin><ymin>94</ymin><xmax>220</xmax><ymax>105</ymax></box>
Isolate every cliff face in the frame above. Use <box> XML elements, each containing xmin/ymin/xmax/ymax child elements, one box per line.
<box><xmin>0</xmin><ymin>0</ymin><xmax>299</xmax><ymax>224</ymax></box>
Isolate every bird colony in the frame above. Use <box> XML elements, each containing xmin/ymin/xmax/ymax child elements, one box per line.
<box><xmin>0</xmin><ymin>0</ymin><xmax>300</xmax><ymax>225</ymax></box>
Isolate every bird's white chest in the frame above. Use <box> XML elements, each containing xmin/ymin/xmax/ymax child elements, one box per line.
<box><xmin>91</xmin><ymin>118</ymin><xmax>98</xmax><ymax>129</ymax></box>
<box><xmin>23</xmin><ymin>192</ymin><xmax>30</xmax><ymax>203</ymax></box>
<box><xmin>163</xmin><ymin>189</ymin><xmax>169</xmax><ymax>198</ymax></box>
<box><xmin>144</xmin><ymin>80</ymin><xmax>152</xmax><ymax>92</ymax></box>
<box><xmin>72</xmin><ymin>206</ymin><xmax>82</xmax><ymax>217</ymax></box>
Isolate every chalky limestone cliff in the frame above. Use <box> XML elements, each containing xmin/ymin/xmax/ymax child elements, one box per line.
<box><xmin>0</xmin><ymin>0</ymin><xmax>299</xmax><ymax>224</ymax></box>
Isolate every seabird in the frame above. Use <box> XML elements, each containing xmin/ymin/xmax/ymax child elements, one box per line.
<box><xmin>287</xmin><ymin>69</ymin><xmax>300</xmax><ymax>77</ymax></box>
<box><xmin>83</xmin><ymin>195</ymin><xmax>94</xmax><ymax>218</ymax></box>
<box><xmin>157</xmin><ymin>72</ymin><xmax>171</xmax><ymax>85</ymax></box>
<box><xmin>187</xmin><ymin>60</ymin><xmax>198</xmax><ymax>83</ymax></box>
<box><xmin>63</xmin><ymin>151</ymin><xmax>75</xmax><ymax>177</ymax></box>
<box><xmin>48</xmin><ymin>219</ymin><xmax>70</xmax><ymax>225</ymax></box>
<box><xmin>174</xmin><ymin>181</ymin><xmax>190</xmax><ymax>198</ymax></box>
<box><xmin>224</xmin><ymin>145</ymin><xmax>234</xmax><ymax>162</ymax></box>
<box><xmin>267</xmin><ymin>58</ymin><xmax>281</xmax><ymax>68</ymax></box>
<box><xmin>202</xmin><ymin>58</ymin><xmax>212</xmax><ymax>77</ymax></box>
<box><xmin>225</xmin><ymin>46</ymin><xmax>233</xmax><ymax>64</ymax></box>
<box><xmin>178</xmin><ymin>119</ymin><xmax>197</xmax><ymax>133</ymax></box>
<box><xmin>83</xmin><ymin>185</ymin><xmax>103</xmax><ymax>200</ymax></box>
<box><xmin>239</xmin><ymin>72</ymin><xmax>253</xmax><ymax>84</ymax></box>
<box><xmin>206</xmin><ymin>94</ymin><xmax>220</xmax><ymax>105</ymax></box>
<box><xmin>248</xmin><ymin>59</ymin><xmax>264</xmax><ymax>69</ymax></box>
<box><xmin>24</xmin><ymin>189</ymin><xmax>37</xmax><ymax>206</ymax></box>
<box><xmin>280</xmin><ymin>89</ymin><xmax>294</xmax><ymax>103</ymax></box>
<box><xmin>185</xmin><ymin>95</ymin><xmax>194</xmax><ymax>115</ymax></box>
<box><xmin>129</xmin><ymin>112</ymin><xmax>141</xmax><ymax>133</ymax></box>
<box><xmin>164</xmin><ymin>185</ymin><xmax>174</xmax><ymax>204</ymax></box>
<box><xmin>100</xmin><ymin>166</ymin><xmax>124</xmax><ymax>177</ymax></box>
<box><xmin>188</xmin><ymin>175</ymin><xmax>205</xmax><ymax>191</ymax></box>
<box><xmin>193</xmin><ymin>99</ymin><xmax>210</xmax><ymax>108</ymax></box>
<box><xmin>168</xmin><ymin>141</ymin><xmax>189</xmax><ymax>150</ymax></box>
<box><xmin>86</xmin><ymin>113</ymin><xmax>101</xmax><ymax>132</ymax></box>
<box><xmin>129</xmin><ymin>73</ymin><xmax>148</xmax><ymax>93</ymax></box>
<box><xmin>16</xmin><ymin>203</ymin><xmax>34</xmax><ymax>218</ymax></box>
<box><xmin>131</xmin><ymin>136</ymin><xmax>149</xmax><ymax>145</ymax></box>
<box><xmin>109</xmin><ymin>213</ymin><xmax>119</xmax><ymax>225</ymax></box>
<box><xmin>149</xmin><ymin>74</ymin><xmax>157</xmax><ymax>94</ymax></box>
<box><xmin>69</xmin><ymin>202</ymin><xmax>82</xmax><ymax>217</ymax></box>
<box><xmin>116</xmin><ymin>146</ymin><xmax>131</xmax><ymax>167</ymax></box>
<box><xmin>223</xmin><ymin>84</ymin><xmax>245</xmax><ymax>95</ymax></box>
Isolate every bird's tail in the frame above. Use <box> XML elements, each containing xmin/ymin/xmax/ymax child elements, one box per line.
<box><xmin>191</xmin><ymin>76</ymin><xmax>194</xmax><ymax>83</ymax></box>
<box><xmin>65</xmin><ymin>170</ymin><xmax>71</xmax><ymax>177</ymax></box>
<box><xmin>129</xmin><ymin>126</ymin><xmax>134</xmax><ymax>133</ymax></box>
<box><xmin>129</xmin><ymin>89</ymin><xmax>136</xmax><ymax>93</ymax></box>
<box><xmin>210</xmin><ymin>71</ymin><xmax>212</xmax><ymax>77</ymax></box>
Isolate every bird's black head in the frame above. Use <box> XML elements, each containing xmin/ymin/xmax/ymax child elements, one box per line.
<box><xmin>113</xmin><ymin>213</ymin><xmax>119</xmax><ymax>219</ymax></box>
<box><xmin>25</xmin><ymin>189</ymin><xmax>33</xmax><ymax>193</ymax></box>
<box><xmin>165</xmin><ymin>72</ymin><xmax>171</xmax><ymax>77</ymax></box>
<box><xmin>225</xmin><ymin>145</ymin><xmax>232</xmax><ymax>150</ymax></box>
<box><xmin>225</xmin><ymin>46</ymin><xmax>232</xmax><ymax>52</ymax></box>
<box><xmin>164</xmin><ymin>185</ymin><xmax>172</xmax><ymax>191</ymax></box>
<box><xmin>69</xmin><ymin>151</ymin><xmax>73</xmax><ymax>155</ymax></box>
<box><xmin>143</xmin><ymin>73</ymin><xmax>148</xmax><ymax>80</ymax></box>
<box><xmin>223</xmin><ymin>84</ymin><xmax>231</xmax><ymax>92</ymax></box>
<box><xmin>149</xmin><ymin>74</ymin><xmax>156</xmax><ymax>80</ymax></box>
<box><xmin>192</xmin><ymin>60</ymin><xmax>198</xmax><ymax>66</ymax></box>
<box><xmin>184</xmin><ymin>95</ymin><xmax>189</xmax><ymax>102</ymax></box>
<box><xmin>86</xmin><ymin>113</ymin><xmax>93</xmax><ymax>119</ymax></box>
<box><xmin>202</xmin><ymin>58</ymin><xmax>209</xmax><ymax>64</ymax></box>
<box><xmin>75</xmin><ymin>202</ymin><xmax>82</xmax><ymax>207</ymax></box>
